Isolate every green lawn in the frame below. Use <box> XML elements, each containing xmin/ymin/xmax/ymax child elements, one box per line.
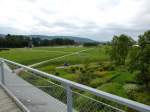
<box><xmin>0</xmin><ymin>47</ymin><xmax>90</xmax><ymax>65</ymax></box>
<box><xmin>37</xmin><ymin>46</ymin><xmax>109</xmax><ymax>67</ymax></box>
<box><xmin>34</xmin><ymin>46</ymin><xmax>87</xmax><ymax>52</ymax></box>
<box><xmin>0</xmin><ymin>48</ymin><xmax>68</xmax><ymax>65</ymax></box>
<box><xmin>0</xmin><ymin>46</ymin><xmax>107</xmax><ymax>66</ymax></box>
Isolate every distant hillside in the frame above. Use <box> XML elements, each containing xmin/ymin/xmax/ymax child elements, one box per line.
<box><xmin>29</xmin><ymin>35</ymin><xmax>96</xmax><ymax>43</ymax></box>
<box><xmin>0</xmin><ymin>34</ymin><xmax>5</xmax><ymax>37</ymax></box>
<box><xmin>0</xmin><ymin>34</ymin><xmax>97</xmax><ymax>43</ymax></box>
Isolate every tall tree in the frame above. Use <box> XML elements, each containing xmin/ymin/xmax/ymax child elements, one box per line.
<box><xmin>129</xmin><ymin>30</ymin><xmax>150</xmax><ymax>87</ymax></box>
<box><xmin>111</xmin><ymin>34</ymin><xmax>134</xmax><ymax>65</ymax></box>
<box><xmin>128</xmin><ymin>46</ymin><xmax>140</xmax><ymax>72</ymax></box>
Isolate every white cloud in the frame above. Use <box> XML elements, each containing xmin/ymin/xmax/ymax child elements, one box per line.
<box><xmin>0</xmin><ymin>0</ymin><xmax>150</xmax><ymax>41</ymax></box>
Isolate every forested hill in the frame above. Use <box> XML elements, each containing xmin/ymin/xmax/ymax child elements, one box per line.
<box><xmin>0</xmin><ymin>34</ymin><xmax>96</xmax><ymax>43</ymax></box>
<box><xmin>29</xmin><ymin>35</ymin><xmax>96</xmax><ymax>43</ymax></box>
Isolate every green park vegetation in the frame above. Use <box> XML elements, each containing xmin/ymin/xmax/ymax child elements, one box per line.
<box><xmin>34</xmin><ymin>46</ymin><xmax>87</xmax><ymax>52</ymax></box>
<box><xmin>0</xmin><ymin>30</ymin><xmax>150</xmax><ymax>111</ymax></box>
<box><xmin>0</xmin><ymin>48</ymin><xmax>68</xmax><ymax>65</ymax></box>
<box><xmin>36</xmin><ymin>46</ymin><xmax>109</xmax><ymax>67</ymax></box>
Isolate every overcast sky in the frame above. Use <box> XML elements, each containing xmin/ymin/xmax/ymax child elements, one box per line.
<box><xmin>0</xmin><ymin>0</ymin><xmax>150</xmax><ymax>41</ymax></box>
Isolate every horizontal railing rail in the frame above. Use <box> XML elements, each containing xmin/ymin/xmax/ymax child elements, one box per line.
<box><xmin>0</xmin><ymin>58</ymin><xmax>150</xmax><ymax>112</ymax></box>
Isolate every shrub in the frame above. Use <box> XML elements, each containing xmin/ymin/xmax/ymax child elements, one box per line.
<box><xmin>94</xmin><ymin>71</ymin><xmax>107</xmax><ymax>77</ymax></box>
<box><xmin>98</xmin><ymin>67</ymin><xmax>104</xmax><ymax>72</ymax></box>
<box><xmin>70</xmin><ymin>67</ymin><xmax>76</xmax><ymax>73</ymax></box>
<box><xmin>81</xmin><ymin>70</ymin><xmax>86</xmax><ymax>74</ymax></box>
<box><xmin>101</xmin><ymin>63</ymin><xmax>115</xmax><ymax>71</ymax></box>
<box><xmin>78</xmin><ymin>72</ymin><xmax>96</xmax><ymax>85</ymax></box>
<box><xmin>75</xmin><ymin>66</ymin><xmax>80</xmax><ymax>70</ymax></box>
<box><xmin>55</xmin><ymin>72</ymin><xmax>60</xmax><ymax>76</ymax></box>
<box><xmin>79</xmin><ymin>67</ymin><xmax>83</xmax><ymax>71</ymax></box>
<box><xmin>124</xmin><ymin>84</ymin><xmax>139</xmax><ymax>94</ymax></box>
<box><xmin>90</xmin><ymin>78</ymin><xmax>106</xmax><ymax>88</ymax></box>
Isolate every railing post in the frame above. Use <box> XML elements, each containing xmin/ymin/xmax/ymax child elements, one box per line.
<box><xmin>66</xmin><ymin>85</ymin><xmax>73</xmax><ymax>112</ymax></box>
<box><xmin>0</xmin><ymin>59</ymin><xmax>5</xmax><ymax>84</ymax></box>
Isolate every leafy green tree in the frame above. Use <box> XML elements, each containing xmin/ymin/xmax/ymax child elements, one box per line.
<box><xmin>111</xmin><ymin>34</ymin><xmax>134</xmax><ymax>65</ymax></box>
<box><xmin>128</xmin><ymin>30</ymin><xmax>150</xmax><ymax>88</ymax></box>
<box><xmin>128</xmin><ymin>46</ymin><xmax>140</xmax><ymax>72</ymax></box>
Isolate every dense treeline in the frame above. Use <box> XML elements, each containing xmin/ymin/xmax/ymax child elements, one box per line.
<box><xmin>83</xmin><ymin>42</ymin><xmax>99</xmax><ymax>47</ymax></box>
<box><xmin>0</xmin><ymin>34</ymin><xmax>30</xmax><ymax>48</ymax></box>
<box><xmin>0</xmin><ymin>34</ymin><xmax>76</xmax><ymax>48</ymax></box>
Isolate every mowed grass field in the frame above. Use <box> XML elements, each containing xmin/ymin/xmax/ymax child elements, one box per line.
<box><xmin>37</xmin><ymin>46</ymin><xmax>109</xmax><ymax>67</ymax></box>
<box><xmin>0</xmin><ymin>46</ymin><xmax>108</xmax><ymax>66</ymax></box>
<box><xmin>0</xmin><ymin>47</ymin><xmax>88</xmax><ymax>65</ymax></box>
<box><xmin>34</xmin><ymin>46</ymin><xmax>87</xmax><ymax>52</ymax></box>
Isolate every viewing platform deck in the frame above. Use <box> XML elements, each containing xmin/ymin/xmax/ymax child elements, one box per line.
<box><xmin>0</xmin><ymin>86</ymin><xmax>22</xmax><ymax>112</ymax></box>
<box><xmin>0</xmin><ymin>63</ymin><xmax>67</xmax><ymax>112</ymax></box>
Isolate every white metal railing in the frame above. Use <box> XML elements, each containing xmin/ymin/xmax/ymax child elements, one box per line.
<box><xmin>0</xmin><ymin>58</ymin><xmax>150</xmax><ymax>112</ymax></box>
